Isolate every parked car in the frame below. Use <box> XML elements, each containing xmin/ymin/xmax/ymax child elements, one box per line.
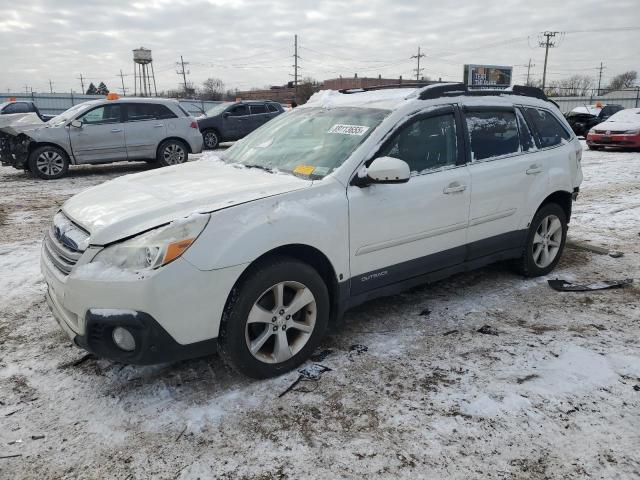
<box><xmin>565</xmin><ymin>104</ymin><xmax>623</xmax><ymax>137</ymax></box>
<box><xmin>585</xmin><ymin>107</ymin><xmax>640</xmax><ymax>150</ymax></box>
<box><xmin>0</xmin><ymin>96</ymin><xmax>203</xmax><ymax>179</ymax></box>
<box><xmin>197</xmin><ymin>100</ymin><xmax>284</xmax><ymax>149</ymax></box>
<box><xmin>41</xmin><ymin>84</ymin><xmax>582</xmax><ymax>378</ymax></box>
<box><xmin>0</xmin><ymin>100</ymin><xmax>53</xmax><ymax>122</ymax></box>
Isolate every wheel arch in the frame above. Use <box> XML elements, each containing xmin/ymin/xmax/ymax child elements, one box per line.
<box><xmin>29</xmin><ymin>142</ymin><xmax>73</xmax><ymax>164</ymax></box>
<box><xmin>538</xmin><ymin>190</ymin><xmax>573</xmax><ymax>223</ymax></box>
<box><xmin>227</xmin><ymin>244</ymin><xmax>342</xmax><ymax>325</ymax></box>
<box><xmin>157</xmin><ymin>136</ymin><xmax>192</xmax><ymax>155</ymax></box>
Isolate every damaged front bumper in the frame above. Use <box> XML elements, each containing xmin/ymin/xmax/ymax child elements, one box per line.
<box><xmin>0</xmin><ymin>132</ymin><xmax>31</xmax><ymax>169</ymax></box>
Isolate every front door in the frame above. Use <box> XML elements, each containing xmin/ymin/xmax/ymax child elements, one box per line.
<box><xmin>249</xmin><ymin>103</ymin><xmax>271</xmax><ymax>131</ymax></box>
<box><xmin>224</xmin><ymin>104</ymin><xmax>251</xmax><ymax>140</ymax></box>
<box><xmin>69</xmin><ymin>104</ymin><xmax>126</xmax><ymax>163</ymax></box>
<box><xmin>347</xmin><ymin>106</ymin><xmax>471</xmax><ymax>295</ymax></box>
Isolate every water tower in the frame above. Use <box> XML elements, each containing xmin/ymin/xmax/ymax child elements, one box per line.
<box><xmin>133</xmin><ymin>47</ymin><xmax>157</xmax><ymax>96</ymax></box>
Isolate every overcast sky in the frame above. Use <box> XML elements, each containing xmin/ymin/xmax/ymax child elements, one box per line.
<box><xmin>1</xmin><ymin>0</ymin><xmax>639</xmax><ymax>95</ymax></box>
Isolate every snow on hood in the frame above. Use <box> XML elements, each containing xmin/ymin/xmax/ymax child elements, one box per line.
<box><xmin>0</xmin><ymin>112</ymin><xmax>44</xmax><ymax>135</ymax></box>
<box><xmin>600</xmin><ymin>108</ymin><xmax>640</xmax><ymax>125</ymax></box>
<box><xmin>62</xmin><ymin>157</ymin><xmax>312</xmax><ymax>245</ymax></box>
<box><xmin>570</xmin><ymin>106</ymin><xmax>601</xmax><ymax>116</ymax></box>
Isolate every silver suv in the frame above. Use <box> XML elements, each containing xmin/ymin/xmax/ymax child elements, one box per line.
<box><xmin>0</xmin><ymin>97</ymin><xmax>203</xmax><ymax>179</ymax></box>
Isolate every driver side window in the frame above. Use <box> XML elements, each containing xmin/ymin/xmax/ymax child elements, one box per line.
<box><xmin>377</xmin><ymin>113</ymin><xmax>458</xmax><ymax>173</ymax></box>
<box><xmin>78</xmin><ymin>105</ymin><xmax>122</xmax><ymax>125</ymax></box>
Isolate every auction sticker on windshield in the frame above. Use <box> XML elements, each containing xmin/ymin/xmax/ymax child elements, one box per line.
<box><xmin>293</xmin><ymin>165</ymin><xmax>316</xmax><ymax>176</ymax></box>
<box><xmin>328</xmin><ymin>124</ymin><xmax>370</xmax><ymax>136</ymax></box>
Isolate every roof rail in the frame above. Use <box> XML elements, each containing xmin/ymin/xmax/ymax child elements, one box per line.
<box><xmin>338</xmin><ymin>82</ymin><xmax>433</xmax><ymax>94</ymax></box>
<box><xmin>417</xmin><ymin>83</ymin><xmax>467</xmax><ymax>99</ymax></box>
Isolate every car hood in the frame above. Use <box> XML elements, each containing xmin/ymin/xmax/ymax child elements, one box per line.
<box><xmin>593</xmin><ymin>120</ymin><xmax>640</xmax><ymax>132</ymax></box>
<box><xmin>62</xmin><ymin>159</ymin><xmax>312</xmax><ymax>245</ymax></box>
<box><xmin>0</xmin><ymin>112</ymin><xmax>45</xmax><ymax>136</ymax></box>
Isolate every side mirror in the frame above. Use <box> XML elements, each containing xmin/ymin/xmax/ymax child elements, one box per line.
<box><xmin>357</xmin><ymin>157</ymin><xmax>411</xmax><ymax>186</ymax></box>
<box><xmin>222</xmin><ymin>112</ymin><xmax>230</xmax><ymax>119</ymax></box>
<box><xmin>70</xmin><ymin>119</ymin><xmax>82</xmax><ymax>128</ymax></box>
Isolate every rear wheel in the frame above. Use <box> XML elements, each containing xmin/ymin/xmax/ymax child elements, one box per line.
<box><xmin>588</xmin><ymin>145</ymin><xmax>602</xmax><ymax>150</ymax></box>
<box><xmin>516</xmin><ymin>203</ymin><xmax>567</xmax><ymax>277</ymax></box>
<box><xmin>28</xmin><ymin>145</ymin><xmax>69</xmax><ymax>179</ymax></box>
<box><xmin>157</xmin><ymin>139</ymin><xmax>188</xmax><ymax>167</ymax></box>
<box><xmin>202</xmin><ymin>130</ymin><xmax>220</xmax><ymax>150</ymax></box>
<box><xmin>218</xmin><ymin>257</ymin><xmax>329</xmax><ymax>379</ymax></box>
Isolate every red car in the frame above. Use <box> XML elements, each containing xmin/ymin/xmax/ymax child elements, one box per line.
<box><xmin>586</xmin><ymin>108</ymin><xmax>640</xmax><ymax>150</ymax></box>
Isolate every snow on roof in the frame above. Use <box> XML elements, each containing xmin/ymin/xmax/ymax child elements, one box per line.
<box><xmin>304</xmin><ymin>88</ymin><xmax>417</xmax><ymax>110</ymax></box>
<box><xmin>605</xmin><ymin>108</ymin><xmax>640</xmax><ymax>124</ymax></box>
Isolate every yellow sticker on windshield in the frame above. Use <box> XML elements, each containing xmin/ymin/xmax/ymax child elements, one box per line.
<box><xmin>293</xmin><ymin>165</ymin><xmax>316</xmax><ymax>176</ymax></box>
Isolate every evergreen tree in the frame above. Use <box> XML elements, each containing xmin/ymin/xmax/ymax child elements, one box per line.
<box><xmin>97</xmin><ymin>82</ymin><xmax>109</xmax><ymax>95</ymax></box>
<box><xmin>86</xmin><ymin>82</ymin><xmax>98</xmax><ymax>95</ymax></box>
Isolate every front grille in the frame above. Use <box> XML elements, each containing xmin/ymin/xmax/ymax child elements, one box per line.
<box><xmin>594</xmin><ymin>129</ymin><xmax>627</xmax><ymax>134</ymax></box>
<box><xmin>43</xmin><ymin>213</ymin><xmax>89</xmax><ymax>275</ymax></box>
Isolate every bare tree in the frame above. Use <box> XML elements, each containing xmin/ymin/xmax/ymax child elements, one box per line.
<box><xmin>546</xmin><ymin>75</ymin><xmax>594</xmax><ymax>97</ymax></box>
<box><xmin>606</xmin><ymin>71</ymin><xmax>638</xmax><ymax>93</ymax></box>
<box><xmin>200</xmin><ymin>78</ymin><xmax>225</xmax><ymax>101</ymax></box>
<box><xmin>295</xmin><ymin>77</ymin><xmax>320</xmax><ymax>104</ymax></box>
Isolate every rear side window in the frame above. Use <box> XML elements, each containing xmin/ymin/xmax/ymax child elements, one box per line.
<box><xmin>524</xmin><ymin>108</ymin><xmax>571</xmax><ymax>148</ymax></box>
<box><xmin>127</xmin><ymin>103</ymin><xmax>177</xmax><ymax>121</ymax></box>
<box><xmin>250</xmin><ymin>104</ymin><xmax>267</xmax><ymax>115</ymax></box>
<box><xmin>516</xmin><ymin>108</ymin><xmax>536</xmax><ymax>152</ymax></box>
<box><xmin>465</xmin><ymin>110</ymin><xmax>519</xmax><ymax>161</ymax></box>
<box><xmin>229</xmin><ymin>105</ymin><xmax>248</xmax><ymax>116</ymax></box>
<box><xmin>378</xmin><ymin>113</ymin><xmax>458</xmax><ymax>173</ymax></box>
<box><xmin>267</xmin><ymin>103</ymin><xmax>279</xmax><ymax>113</ymax></box>
<box><xmin>3</xmin><ymin>102</ymin><xmax>31</xmax><ymax>114</ymax></box>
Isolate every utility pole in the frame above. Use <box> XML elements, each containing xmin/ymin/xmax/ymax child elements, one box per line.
<box><xmin>24</xmin><ymin>85</ymin><xmax>29</xmax><ymax>94</ymax></box>
<box><xmin>292</xmin><ymin>34</ymin><xmax>300</xmax><ymax>97</ymax></box>
<box><xmin>538</xmin><ymin>31</ymin><xmax>559</xmax><ymax>91</ymax></box>
<box><xmin>119</xmin><ymin>70</ymin><xmax>128</xmax><ymax>96</ymax></box>
<box><xmin>411</xmin><ymin>46</ymin><xmax>425</xmax><ymax>81</ymax></box>
<box><xmin>176</xmin><ymin>56</ymin><xmax>190</xmax><ymax>95</ymax></box>
<box><xmin>48</xmin><ymin>79</ymin><xmax>54</xmax><ymax>94</ymax></box>
<box><xmin>596</xmin><ymin>62</ymin><xmax>606</xmax><ymax>95</ymax></box>
<box><xmin>525</xmin><ymin>58</ymin><xmax>535</xmax><ymax>86</ymax></box>
<box><xmin>78</xmin><ymin>73</ymin><xmax>85</xmax><ymax>94</ymax></box>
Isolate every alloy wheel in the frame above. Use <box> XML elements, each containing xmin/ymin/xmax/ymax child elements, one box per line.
<box><xmin>245</xmin><ymin>281</ymin><xmax>317</xmax><ymax>364</ymax></box>
<box><xmin>36</xmin><ymin>150</ymin><xmax>65</xmax><ymax>177</ymax></box>
<box><xmin>163</xmin><ymin>143</ymin><xmax>185</xmax><ymax>164</ymax></box>
<box><xmin>204</xmin><ymin>131</ymin><xmax>218</xmax><ymax>149</ymax></box>
<box><xmin>532</xmin><ymin>214</ymin><xmax>562</xmax><ymax>268</ymax></box>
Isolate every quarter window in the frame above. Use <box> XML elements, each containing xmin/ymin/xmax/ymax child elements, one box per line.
<box><xmin>524</xmin><ymin>108</ymin><xmax>571</xmax><ymax>148</ymax></box>
<box><xmin>78</xmin><ymin>105</ymin><xmax>122</xmax><ymax>125</ymax></box>
<box><xmin>267</xmin><ymin>103</ymin><xmax>279</xmax><ymax>113</ymax></box>
<box><xmin>378</xmin><ymin>113</ymin><xmax>458</xmax><ymax>173</ymax></box>
<box><xmin>250</xmin><ymin>104</ymin><xmax>267</xmax><ymax>115</ymax></box>
<box><xmin>465</xmin><ymin>110</ymin><xmax>519</xmax><ymax>161</ymax></box>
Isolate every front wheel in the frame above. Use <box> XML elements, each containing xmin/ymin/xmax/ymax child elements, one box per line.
<box><xmin>157</xmin><ymin>139</ymin><xmax>188</xmax><ymax>167</ymax></box>
<box><xmin>218</xmin><ymin>257</ymin><xmax>330</xmax><ymax>379</ymax></box>
<box><xmin>28</xmin><ymin>145</ymin><xmax>69</xmax><ymax>179</ymax></box>
<box><xmin>516</xmin><ymin>203</ymin><xmax>568</xmax><ymax>277</ymax></box>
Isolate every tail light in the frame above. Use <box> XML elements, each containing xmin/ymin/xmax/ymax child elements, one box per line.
<box><xmin>190</xmin><ymin>121</ymin><xmax>198</xmax><ymax>129</ymax></box>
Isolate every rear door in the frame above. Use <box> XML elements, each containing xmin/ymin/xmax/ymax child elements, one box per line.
<box><xmin>224</xmin><ymin>104</ymin><xmax>251</xmax><ymax>140</ymax></box>
<box><xmin>123</xmin><ymin>103</ymin><xmax>170</xmax><ymax>159</ymax></box>
<box><xmin>347</xmin><ymin>106</ymin><xmax>471</xmax><ymax>295</ymax></box>
<box><xmin>249</xmin><ymin>103</ymin><xmax>270</xmax><ymax>131</ymax></box>
<box><xmin>69</xmin><ymin>104</ymin><xmax>126</xmax><ymax>163</ymax></box>
<box><xmin>464</xmin><ymin>105</ymin><xmax>548</xmax><ymax>259</ymax></box>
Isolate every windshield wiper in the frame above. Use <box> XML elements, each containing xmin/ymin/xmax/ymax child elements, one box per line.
<box><xmin>243</xmin><ymin>164</ymin><xmax>274</xmax><ymax>173</ymax></box>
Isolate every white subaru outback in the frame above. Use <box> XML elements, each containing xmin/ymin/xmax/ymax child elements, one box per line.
<box><xmin>41</xmin><ymin>83</ymin><xmax>583</xmax><ymax>378</ymax></box>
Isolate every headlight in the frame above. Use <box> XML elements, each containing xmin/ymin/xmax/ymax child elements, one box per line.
<box><xmin>92</xmin><ymin>214</ymin><xmax>210</xmax><ymax>272</ymax></box>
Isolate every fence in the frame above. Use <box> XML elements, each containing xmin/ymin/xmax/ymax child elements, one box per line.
<box><xmin>553</xmin><ymin>93</ymin><xmax>640</xmax><ymax>114</ymax></box>
<box><xmin>0</xmin><ymin>92</ymin><xmax>223</xmax><ymax>117</ymax></box>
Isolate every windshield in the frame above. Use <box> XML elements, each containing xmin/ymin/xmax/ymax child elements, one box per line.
<box><xmin>222</xmin><ymin>107</ymin><xmax>388</xmax><ymax>179</ymax></box>
<box><xmin>205</xmin><ymin>102</ymin><xmax>232</xmax><ymax>117</ymax></box>
<box><xmin>48</xmin><ymin>102</ymin><xmax>95</xmax><ymax>126</ymax></box>
<box><xmin>605</xmin><ymin>108</ymin><xmax>640</xmax><ymax>123</ymax></box>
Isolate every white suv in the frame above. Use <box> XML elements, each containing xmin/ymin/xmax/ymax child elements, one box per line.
<box><xmin>41</xmin><ymin>84</ymin><xmax>583</xmax><ymax>378</ymax></box>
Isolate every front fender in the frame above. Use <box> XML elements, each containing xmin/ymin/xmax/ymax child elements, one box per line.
<box><xmin>183</xmin><ymin>179</ymin><xmax>350</xmax><ymax>281</ymax></box>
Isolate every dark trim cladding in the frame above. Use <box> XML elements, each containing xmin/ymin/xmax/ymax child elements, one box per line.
<box><xmin>348</xmin><ymin>229</ymin><xmax>528</xmax><ymax>299</ymax></box>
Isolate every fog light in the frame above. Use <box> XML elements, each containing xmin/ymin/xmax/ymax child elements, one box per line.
<box><xmin>112</xmin><ymin>327</ymin><xmax>136</xmax><ymax>352</ymax></box>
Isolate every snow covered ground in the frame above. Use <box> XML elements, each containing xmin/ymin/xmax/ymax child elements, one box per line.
<box><xmin>1</xmin><ymin>144</ymin><xmax>639</xmax><ymax>479</ymax></box>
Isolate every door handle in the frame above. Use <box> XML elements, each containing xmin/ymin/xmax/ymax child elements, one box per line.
<box><xmin>526</xmin><ymin>164</ymin><xmax>543</xmax><ymax>175</ymax></box>
<box><xmin>153</xmin><ymin>124</ymin><xmax>163</xmax><ymax>128</ymax></box>
<box><xmin>110</xmin><ymin>128</ymin><xmax>123</xmax><ymax>133</ymax></box>
<box><xmin>443</xmin><ymin>183</ymin><xmax>467</xmax><ymax>194</ymax></box>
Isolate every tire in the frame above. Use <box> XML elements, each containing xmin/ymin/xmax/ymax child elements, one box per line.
<box><xmin>516</xmin><ymin>203</ymin><xmax>568</xmax><ymax>277</ymax></box>
<box><xmin>157</xmin><ymin>139</ymin><xmax>188</xmax><ymax>167</ymax></box>
<box><xmin>588</xmin><ymin>145</ymin><xmax>602</xmax><ymax>150</ymax></box>
<box><xmin>202</xmin><ymin>129</ymin><xmax>220</xmax><ymax>150</ymax></box>
<box><xmin>28</xmin><ymin>145</ymin><xmax>69</xmax><ymax>179</ymax></box>
<box><xmin>218</xmin><ymin>256</ymin><xmax>330</xmax><ymax>379</ymax></box>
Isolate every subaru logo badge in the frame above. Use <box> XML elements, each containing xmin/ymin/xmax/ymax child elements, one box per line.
<box><xmin>606</xmin><ymin>130</ymin><xmax>611</xmax><ymax>135</ymax></box>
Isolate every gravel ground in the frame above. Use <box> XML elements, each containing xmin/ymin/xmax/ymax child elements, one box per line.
<box><xmin>1</xmin><ymin>144</ymin><xmax>639</xmax><ymax>479</ymax></box>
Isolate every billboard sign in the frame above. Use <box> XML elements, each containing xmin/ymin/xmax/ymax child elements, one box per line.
<box><xmin>463</xmin><ymin>64</ymin><xmax>513</xmax><ymax>88</ymax></box>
